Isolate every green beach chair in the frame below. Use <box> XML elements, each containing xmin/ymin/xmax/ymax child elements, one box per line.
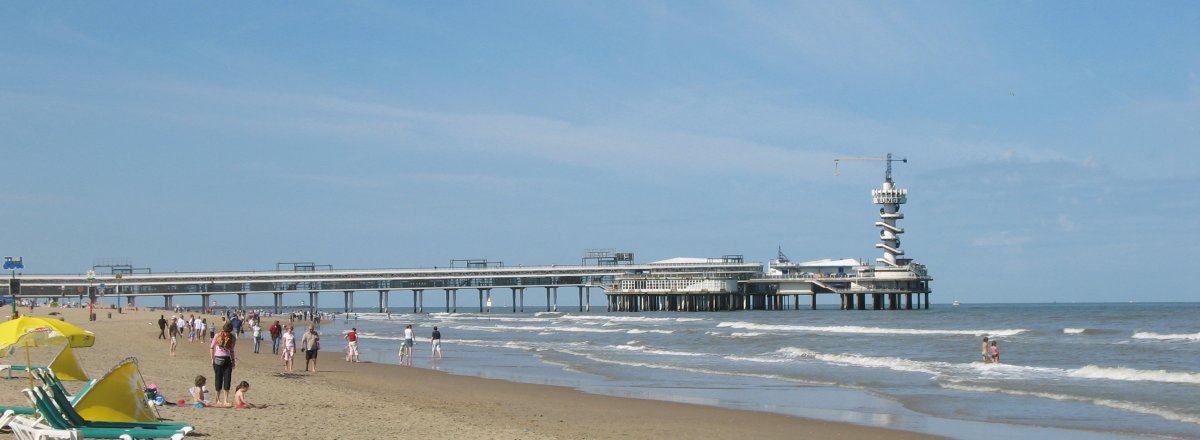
<box><xmin>24</xmin><ymin>388</ymin><xmax>189</xmax><ymax>440</ymax></box>
<box><xmin>36</xmin><ymin>373</ymin><xmax>191</xmax><ymax>432</ymax></box>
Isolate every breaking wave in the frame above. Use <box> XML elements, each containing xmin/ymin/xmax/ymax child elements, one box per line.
<box><xmin>716</xmin><ymin>322</ymin><xmax>1026</xmax><ymax>337</ymax></box>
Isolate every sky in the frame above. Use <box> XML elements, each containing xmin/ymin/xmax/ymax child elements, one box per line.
<box><xmin>2</xmin><ymin>1</ymin><xmax>1198</xmax><ymax>304</ymax></box>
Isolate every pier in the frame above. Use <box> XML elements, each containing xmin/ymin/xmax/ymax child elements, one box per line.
<box><xmin>3</xmin><ymin>258</ymin><xmax>762</xmax><ymax>313</ymax></box>
<box><xmin>4</xmin><ymin>155</ymin><xmax>931</xmax><ymax>313</ymax></box>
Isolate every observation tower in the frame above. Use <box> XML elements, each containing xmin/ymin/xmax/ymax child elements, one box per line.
<box><xmin>872</xmin><ymin>153</ymin><xmax>908</xmax><ymax>267</ymax></box>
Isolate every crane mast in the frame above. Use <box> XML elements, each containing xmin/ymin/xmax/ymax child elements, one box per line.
<box><xmin>833</xmin><ymin>153</ymin><xmax>907</xmax><ymax>183</ymax></box>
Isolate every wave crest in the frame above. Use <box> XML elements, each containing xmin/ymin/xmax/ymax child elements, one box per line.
<box><xmin>1070</xmin><ymin>365</ymin><xmax>1200</xmax><ymax>385</ymax></box>
<box><xmin>717</xmin><ymin>321</ymin><xmax>1026</xmax><ymax>337</ymax></box>
<box><xmin>1132</xmin><ymin>331</ymin><xmax>1200</xmax><ymax>341</ymax></box>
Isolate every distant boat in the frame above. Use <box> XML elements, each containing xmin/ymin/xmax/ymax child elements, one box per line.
<box><xmin>952</xmin><ymin>300</ymin><xmax>960</xmax><ymax>306</ymax></box>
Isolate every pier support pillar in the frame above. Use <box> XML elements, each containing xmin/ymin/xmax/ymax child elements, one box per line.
<box><xmin>309</xmin><ymin>291</ymin><xmax>319</xmax><ymax>314</ymax></box>
<box><xmin>379</xmin><ymin>290</ymin><xmax>388</xmax><ymax>313</ymax></box>
<box><xmin>578</xmin><ymin>286</ymin><xmax>584</xmax><ymax>312</ymax></box>
<box><xmin>856</xmin><ymin>293</ymin><xmax>866</xmax><ymax>310</ymax></box>
<box><xmin>273</xmin><ymin>292</ymin><xmax>282</xmax><ymax>314</ymax></box>
<box><xmin>924</xmin><ymin>293</ymin><xmax>929</xmax><ymax>309</ymax></box>
<box><xmin>905</xmin><ymin>293</ymin><xmax>912</xmax><ymax>310</ymax></box>
<box><xmin>511</xmin><ymin>288</ymin><xmax>518</xmax><ymax>313</ymax></box>
<box><xmin>520</xmin><ymin>288</ymin><xmax>525</xmax><ymax>312</ymax></box>
<box><xmin>237</xmin><ymin>293</ymin><xmax>246</xmax><ymax>311</ymax></box>
<box><xmin>585</xmin><ymin>287</ymin><xmax>591</xmax><ymax>312</ymax></box>
<box><xmin>201</xmin><ymin>294</ymin><xmax>211</xmax><ymax>313</ymax></box>
<box><xmin>344</xmin><ymin>291</ymin><xmax>353</xmax><ymax>313</ymax></box>
<box><xmin>811</xmin><ymin>294</ymin><xmax>817</xmax><ymax>310</ymax></box>
<box><xmin>164</xmin><ymin>295</ymin><xmax>173</xmax><ymax>310</ymax></box>
<box><xmin>480</xmin><ymin>288</ymin><xmax>491</xmax><ymax>313</ymax></box>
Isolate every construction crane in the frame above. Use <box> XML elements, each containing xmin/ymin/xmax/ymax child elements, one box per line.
<box><xmin>833</xmin><ymin>153</ymin><xmax>908</xmax><ymax>183</ymax></box>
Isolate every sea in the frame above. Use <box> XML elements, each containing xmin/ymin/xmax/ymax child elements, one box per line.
<box><xmin>300</xmin><ymin>302</ymin><xmax>1200</xmax><ymax>439</ymax></box>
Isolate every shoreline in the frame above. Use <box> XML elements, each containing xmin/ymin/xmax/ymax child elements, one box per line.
<box><xmin>0</xmin><ymin>307</ymin><xmax>942</xmax><ymax>439</ymax></box>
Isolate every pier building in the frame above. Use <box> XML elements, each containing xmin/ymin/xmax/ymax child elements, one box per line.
<box><xmin>605</xmin><ymin>153</ymin><xmax>932</xmax><ymax>311</ymax></box>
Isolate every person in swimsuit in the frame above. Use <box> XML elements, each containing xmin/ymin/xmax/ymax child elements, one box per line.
<box><xmin>991</xmin><ymin>341</ymin><xmax>1000</xmax><ymax>363</ymax></box>
<box><xmin>981</xmin><ymin>336</ymin><xmax>991</xmax><ymax>363</ymax></box>
<box><xmin>189</xmin><ymin>375</ymin><xmax>216</xmax><ymax>407</ymax></box>
<box><xmin>234</xmin><ymin>381</ymin><xmax>265</xmax><ymax>409</ymax></box>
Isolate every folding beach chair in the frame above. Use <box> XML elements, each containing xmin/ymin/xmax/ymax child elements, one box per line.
<box><xmin>6</xmin><ymin>414</ymin><xmax>80</xmax><ymax>440</ymax></box>
<box><xmin>23</xmin><ymin>389</ymin><xmax>189</xmax><ymax>439</ymax></box>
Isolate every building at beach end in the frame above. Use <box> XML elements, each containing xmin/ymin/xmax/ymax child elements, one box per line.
<box><xmin>605</xmin><ymin>160</ymin><xmax>932</xmax><ymax>312</ymax></box>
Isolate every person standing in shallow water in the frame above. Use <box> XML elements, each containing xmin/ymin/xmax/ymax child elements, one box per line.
<box><xmin>981</xmin><ymin>336</ymin><xmax>991</xmax><ymax>363</ymax></box>
<box><xmin>400</xmin><ymin>324</ymin><xmax>415</xmax><ymax>366</ymax></box>
<box><xmin>431</xmin><ymin>326</ymin><xmax>442</xmax><ymax>359</ymax></box>
<box><xmin>991</xmin><ymin>340</ymin><xmax>1000</xmax><ymax>363</ymax></box>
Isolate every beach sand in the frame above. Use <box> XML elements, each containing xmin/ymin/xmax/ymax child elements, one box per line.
<box><xmin>0</xmin><ymin>307</ymin><xmax>941</xmax><ymax>439</ymax></box>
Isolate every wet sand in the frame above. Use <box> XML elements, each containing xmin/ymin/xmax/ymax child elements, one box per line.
<box><xmin>0</xmin><ymin>308</ymin><xmax>942</xmax><ymax>439</ymax></box>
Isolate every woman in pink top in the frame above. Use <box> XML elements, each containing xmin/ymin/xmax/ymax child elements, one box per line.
<box><xmin>210</xmin><ymin>322</ymin><xmax>236</xmax><ymax>406</ymax></box>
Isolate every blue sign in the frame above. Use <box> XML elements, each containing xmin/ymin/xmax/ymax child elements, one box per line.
<box><xmin>2</xmin><ymin>257</ymin><xmax>22</xmax><ymax>270</ymax></box>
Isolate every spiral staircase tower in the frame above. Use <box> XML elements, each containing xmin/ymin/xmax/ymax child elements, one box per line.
<box><xmin>871</xmin><ymin>154</ymin><xmax>908</xmax><ymax>267</ymax></box>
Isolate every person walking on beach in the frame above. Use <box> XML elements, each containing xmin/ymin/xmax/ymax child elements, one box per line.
<box><xmin>210</xmin><ymin>322</ymin><xmax>237</xmax><ymax>407</ymax></box>
<box><xmin>252</xmin><ymin>321</ymin><xmax>262</xmax><ymax>354</ymax></box>
<box><xmin>981</xmin><ymin>336</ymin><xmax>991</xmax><ymax>363</ymax></box>
<box><xmin>281</xmin><ymin>325</ymin><xmax>296</xmax><ymax>372</ymax></box>
<box><xmin>269</xmin><ymin>321</ymin><xmax>282</xmax><ymax>355</ymax></box>
<box><xmin>301</xmin><ymin>325</ymin><xmax>320</xmax><ymax>372</ymax></box>
<box><xmin>400</xmin><ymin>324</ymin><xmax>415</xmax><ymax>366</ymax></box>
<box><xmin>168</xmin><ymin>317</ymin><xmax>179</xmax><ymax>356</ymax></box>
<box><xmin>990</xmin><ymin>341</ymin><xmax>1000</xmax><ymax>363</ymax></box>
<box><xmin>345</xmin><ymin>327</ymin><xmax>359</xmax><ymax>363</ymax></box>
<box><xmin>431</xmin><ymin>326</ymin><xmax>442</xmax><ymax>358</ymax></box>
<box><xmin>157</xmin><ymin>315</ymin><xmax>167</xmax><ymax>339</ymax></box>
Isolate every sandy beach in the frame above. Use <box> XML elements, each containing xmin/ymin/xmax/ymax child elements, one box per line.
<box><xmin>0</xmin><ymin>307</ymin><xmax>940</xmax><ymax>439</ymax></box>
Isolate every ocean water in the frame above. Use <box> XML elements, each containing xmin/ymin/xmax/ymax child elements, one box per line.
<box><xmin>303</xmin><ymin>303</ymin><xmax>1200</xmax><ymax>439</ymax></box>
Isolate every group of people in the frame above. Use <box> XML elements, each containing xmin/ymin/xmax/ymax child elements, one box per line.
<box><xmin>396</xmin><ymin>324</ymin><xmax>442</xmax><ymax>366</ymax></box>
<box><xmin>159</xmin><ymin>310</ymin><xmax>452</xmax><ymax>411</ymax></box>
<box><xmin>981</xmin><ymin>336</ymin><xmax>1001</xmax><ymax>363</ymax></box>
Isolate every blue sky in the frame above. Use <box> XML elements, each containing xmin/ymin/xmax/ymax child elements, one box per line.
<box><xmin>2</xmin><ymin>2</ymin><xmax>1197</xmax><ymax>303</ymax></box>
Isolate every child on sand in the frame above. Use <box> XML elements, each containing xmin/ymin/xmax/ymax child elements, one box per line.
<box><xmin>189</xmin><ymin>375</ymin><xmax>212</xmax><ymax>407</ymax></box>
<box><xmin>234</xmin><ymin>381</ymin><xmax>265</xmax><ymax>409</ymax></box>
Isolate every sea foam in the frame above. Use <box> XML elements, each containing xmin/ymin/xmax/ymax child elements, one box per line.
<box><xmin>1132</xmin><ymin>331</ymin><xmax>1200</xmax><ymax>341</ymax></box>
<box><xmin>1069</xmin><ymin>365</ymin><xmax>1200</xmax><ymax>385</ymax></box>
<box><xmin>717</xmin><ymin>321</ymin><xmax>1026</xmax><ymax>337</ymax></box>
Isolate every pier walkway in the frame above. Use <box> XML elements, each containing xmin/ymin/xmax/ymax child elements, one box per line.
<box><xmin>4</xmin><ymin>260</ymin><xmax>763</xmax><ymax>313</ymax></box>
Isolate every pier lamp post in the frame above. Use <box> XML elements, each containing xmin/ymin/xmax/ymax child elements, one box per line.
<box><xmin>87</xmin><ymin>270</ymin><xmax>96</xmax><ymax>321</ymax></box>
<box><xmin>4</xmin><ymin>257</ymin><xmax>24</xmax><ymax>319</ymax></box>
<box><xmin>115</xmin><ymin>273</ymin><xmax>123</xmax><ymax>313</ymax></box>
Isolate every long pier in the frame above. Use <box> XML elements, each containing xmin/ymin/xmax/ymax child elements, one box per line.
<box><xmin>3</xmin><ymin>260</ymin><xmax>763</xmax><ymax>313</ymax></box>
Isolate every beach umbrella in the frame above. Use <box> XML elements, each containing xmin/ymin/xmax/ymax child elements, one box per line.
<box><xmin>0</xmin><ymin>317</ymin><xmax>96</xmax><ymax>388</ymax></box>
<box><xmin>0</xmin><ymin>316</ymin><xmax>96</xmax><ymax>349</ymax></box>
